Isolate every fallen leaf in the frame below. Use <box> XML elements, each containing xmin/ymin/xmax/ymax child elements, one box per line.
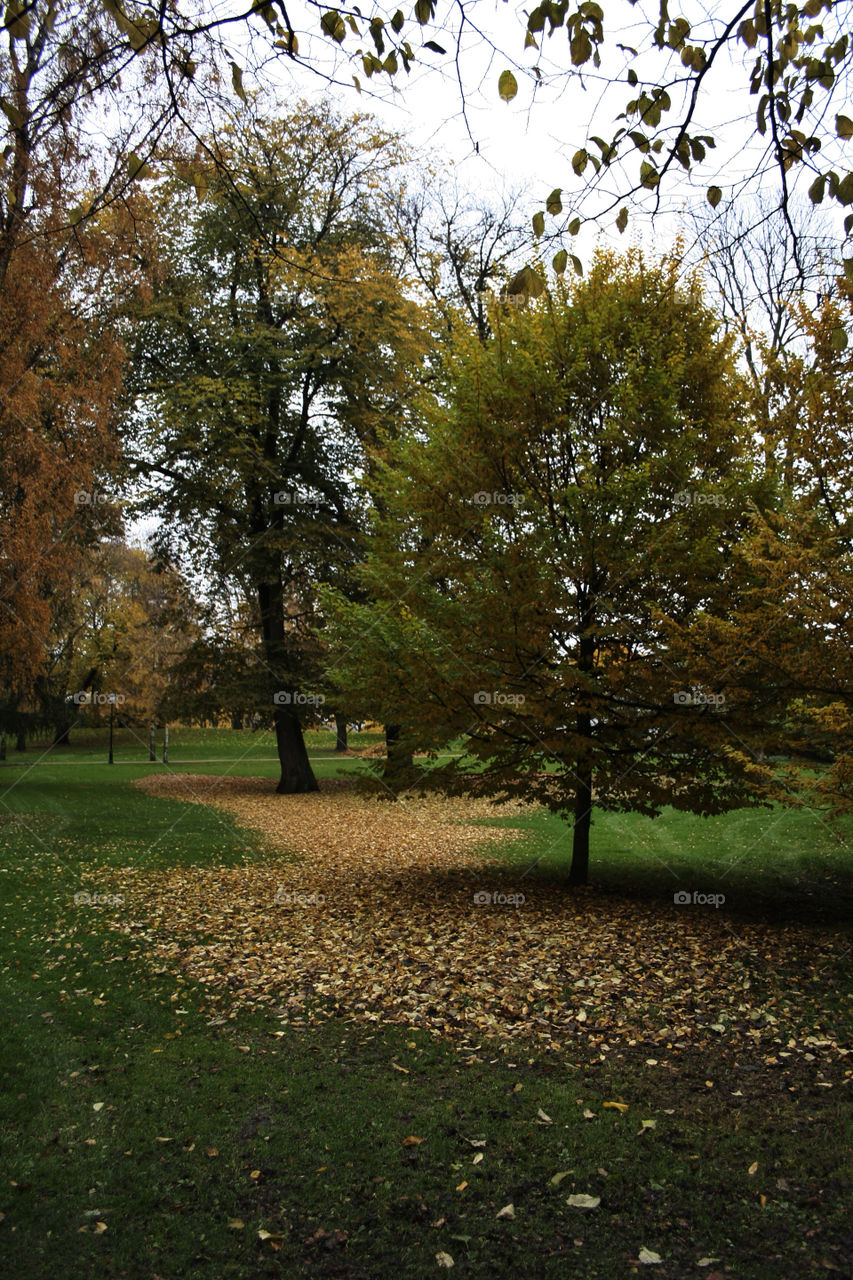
<box><xmin>748</xmin><ymin>1161</ymin><xmax>759</xmax><ymax>1176</ymax></box>
<box><xmin>402</xmin><ymin>1135</ymin><xmax>425</xmax><ymax>1146</ymax></box>
<box><xmin>637</xmin><ymin>1119</ymin><xmax>657</xmax><ymax>1135</ymax></box>
<box><xmin>566</xmin><ymin>1194</ymin><xmax>600</xmax><ymax>1209</ymax></box>
<box><xmin>391</xmin><ymin>1062</ymin><xmax>409</xmax><ymax>1074</ymax></box>
<box><xmin>435</xmin><ymin>1253</ymin><xmax>454</xmax><ymax>1270</ymax></box>
<box><xmin>93</xmin><ymin>1221</ymin><xmax>107</xmax><ymax>1234</ymax></box>
<box><xmin>603</xmin><ymin>1101</ymin><xmax>629</xmax><ymax>1113</ymax></box>
<box><xmin>227</xmin><ymin>1219</ymin><xmax>245</xmax><ymax>1229</ymax></box>
<box><xmin>472</xmin><ymin>1153</ymin><xmax>483</xmax><ymax>1165</ymax></box>
<box><xmin>455</xmin><ymin>1181</ymin><xmax>468</xmax><ymax>1192</ymax></box>
<box><xmin>496</xmin><ymin>1203</ymin><xmax>515</xmax><ymax>1219</ymax></box>
<box><xmin>582</xmin><ymin>1108</ymin><xmax>596</xmax><ymax>1120</ymax></box>
<box><xmin>257</xmin><ymin>1229</ymin><xmax>285</xmax><ymax>1240</ymax></box>
<box><xmin>639</xmin><ymin>1247</ymin><xmax>663</xmax><ymax>1264</ymax></box>
<box><xmin>696</xmin><ymin>1261</ymin><xmax>721</xmax><ymax>1269</ymax></box>
<box><xmin>92</xmin><ymin>1103</ymin><xmax>104</xmax><ymax>1112</ymax></box>
<box><xmin>250</xmin><ymin>1169</ymin><xmax>260</xmax><ymax>1179</ymax></box>
<box><xmin>536</xmin><ymin>1108</ymin><xmax>553</xmax><ymax>1124</ymax></box>
<box><xmin>549</xmin><ymin>1171</ymin><xmax>572</xmax><ymax>1187</ymax></box>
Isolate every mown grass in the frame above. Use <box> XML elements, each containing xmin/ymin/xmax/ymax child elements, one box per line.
<box><xmin>1</xmin><ymin>740</ymin><xmax>851</xmax><ymax>1278</ymax></box>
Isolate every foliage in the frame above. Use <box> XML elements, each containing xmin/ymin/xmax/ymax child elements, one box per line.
<box><xmin>123</xmin><ymin>103</ymin><xmax>429</xmax><ymax>790</ymax></box>
<box><xmin>322</xmin><ymin>247</ymin><xmax>775</xmax><ymax>882</ymax></box>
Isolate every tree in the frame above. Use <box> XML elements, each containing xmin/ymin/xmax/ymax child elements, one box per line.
<box><xmin>54</xmin><ymin>1</ymin><xmax>853</xmax><ymax>270</ymax></box>
<box><xmin>0</xmin><ymin>208</ymin><xmax>123</xmax><ymax>733</ymax></box>
<box><xmin>124</xmin><ymin>103</ymin><xmax>428</xmax><ymax>792</ymax></box>
<box><xmin>323</xmin><ymin>247</ymin><xmax>774</xmax><ymax>883</ymax></box>
<box><xmin>702</xmin><ymin>282</ymin><xmax>853</xmax><ymax>814</ymax></box>
<box><xmin>39</xmin><ymin>539</ymin><xmax>202</xmax><ymax>743</ymax></box>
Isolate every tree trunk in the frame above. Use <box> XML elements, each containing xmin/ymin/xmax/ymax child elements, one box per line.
<box><xmin>569</xmin><ymin>761</ymin><xmax>593</xmax><ymax>885</ymax></box>
<box><xmin>231</xmin><ymin>712</ymin><xmax>243</xmax><ymax>730</ymax></box>
<box><xmin>52</xmin><ymin>722</ymin><xmax>71</xmax><ymax>746</ymax></box>
<box><xmin>383</xmin><ymin>722</ymin><xmax>413</xmax><ymax>787</ymax></box>
<box><xmin>274</xmin><ymin>703</ymin><xmax>319</xmax><ymax>793</ymax></box>
<box><xmin>15</xmin><ymin>730</ymin><xmax>25</xmax><ymax>752</ymax></box>
<box><xmin>334</xmin><ymin>714</ymin><xmax>348</xmax><ymax>752</ymax></box>
<box><xmin>570</xmin><ymin>609</ymin><xmax>596</xmax><ymax>885</ymax></box>
<box><xmin>0</xmin><ymin>731</ymin><xmax>6</xmax><ymax>760</ymax></box>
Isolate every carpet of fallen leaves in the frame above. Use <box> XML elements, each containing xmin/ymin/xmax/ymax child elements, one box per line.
<box><xmin>92</xmin><ymin>774</ymin><xmax>850</xmax><ymax>1071</ymax></box>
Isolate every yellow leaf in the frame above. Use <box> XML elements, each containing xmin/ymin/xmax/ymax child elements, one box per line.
<box><xmin>456</xmin><ymin>1180</ymin><xmax>468</xmax><ymax>1191</ymax></box>
<box><xmin>402</xmin><ymin>1135</ymin><xmax>425</xmax><ymax>1146</ymax></box>
<box><xmin>603</xmin><ymin>1101</ymin><xmax>629</xmax><ymax>1112</ymax></box>
<box><xmin>748</xmin><ymin>1161</ymin><xmax>759</xmax><ymax>1175</ymax></box>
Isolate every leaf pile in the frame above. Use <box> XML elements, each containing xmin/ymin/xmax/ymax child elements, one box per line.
<box><xmin>93</xmin><ymin>775</ymin><xmax>850</xmax><ymax>1068</ymax></box>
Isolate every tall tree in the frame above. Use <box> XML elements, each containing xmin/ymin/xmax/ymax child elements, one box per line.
<box><xmin>323</xmin><ymin>247</ymin><xmax>773</xmax><ymax>883</ymax></box>
<box><xmin>125</xmin><ymin>102</ymin><xmax>428</xmax><ymax>792</ymax></box>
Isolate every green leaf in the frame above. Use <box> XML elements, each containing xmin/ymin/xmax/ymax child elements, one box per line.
<box><xmin>191</xmin><ymin>168</ymin><xmax>208</xmax><ymax>202</ymax></box>
<box><xmin>507</xmin><ymin>264</ymin><xmax>546</xmax><ymax>298</ymax></box>
<box><xmin>616</xmin><ymin>206</ymin><xmax>628</xmax><ymax>234</ymax></box>
<box><xmin>706</xmin><ymin>185</ymin><xmax>722</xmax><ymax>208</ymax></box>
<box><xmin>843</xmin><ymin>257</ymin><xmax>853</xmax><ymax>281</ymax></box>
<box><xmin>127</xmin><ymin>150</ymin><xmax>153</xmax><ymax>181</ymax></box>
<box><xmin>830</xmin><ymin>325</ymin><xmax>848</xmax><ymax>352</ymax></box>
<box><xmin>423</xmin><ymin>39</ymin><xmax>445</xmax><ymax>53</ymax></box>
<box><xmin>391</xmin><ymin>9</ymin><xmax>404</xmax><ymax>32</ymax></box>
<box><xmin>532</xmin><ymin>210</ymin><xmax>545</xmax><ymax>237</ymax></box>
<box><xmin>414</xmin><ymin>0</ymin><xmax>433</xmax><ymax>23</ymax></box>
<box><xmin>837</xmin><ymin>114</ymin><xmax>853</xmax><ymax>139</ymax></box>
<box><xmin>570</xmin><ymin>254</ymin><xmax>583</xmax><ymax>276</ymax></box>
<box><xmin>4</xmin><ymin>0</ymin><xmax>30</xmax><ymax>39</ymax></box>
<box><xmin>568</xmin><ymin>216</ymin><xmax>580</xmax><ymax>236</ymax></box>
<box><xmin>230</xmin><ymin>60</ymin><xmax>247</xmax><ymax>102</ymax></box>
<box><xmin>640</xmin><ymin>159</ymin><xmax>659</xmax><ymax>188</ymax></box>
<box><xmin>572</xmin><ymin>149</ymin><xmax>588</xmax><ymax>176</ymax></box>
<box><xmin>0</xmin><ymin>98</ymin><xmax>24</xmax><ymax>129</ymax></box>
<box><xmin>552</xmin><ymin>248</ymin><xmax>568</xmax><ymax>274</ymax></box>
<box><xmin>498</xmin><ymin>70</ymin><xmax>518</xmax><ymax>102</ymax></box>
<box><xmin>809</xmin><ymin>173</ymin><xmax>826</xmax><ymax>204</ymax></box>
<box><xmin>320</xmin><ymin>10</ymin><xmax>346</xmax><ymax>42</ymax></box>
<box><xmin>546</xmin><ymin>188</ymin><xmax>563</xmax><ymax>216</ymax></box>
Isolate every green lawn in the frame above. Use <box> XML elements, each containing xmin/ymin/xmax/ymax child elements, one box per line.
<box><xmin>1</xmin><ymin>737</ymin><xmax>851</xmax><ymax>1278</ymax></box>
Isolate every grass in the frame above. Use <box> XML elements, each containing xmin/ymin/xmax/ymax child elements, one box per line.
<box><xmin>1</xmin><ymin>734</ymin><xmax>851</xmax><ymax>1278</ymax></box>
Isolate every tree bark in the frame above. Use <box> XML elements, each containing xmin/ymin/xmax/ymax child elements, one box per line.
<box><xmin>570</xmin><ymin>759</ymin><xmax>593</xmax><ymax>885</ymax></box>
<box><xmin>334</xmin><ymin>714</ymin><xmax>348</xmax><ymax>752</ymax></box>
<box><xmin>274</xmin><ymin>702</ymin><xmax>319</xmax><ymax>793</ymax></box>
<box><xmin>383</xmin><ymin>722</ymin><xmax>413</xmax><ymax>787</ymax></box>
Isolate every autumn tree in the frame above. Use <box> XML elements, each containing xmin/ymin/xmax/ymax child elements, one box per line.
<box><xmin>37</xmin><ymin>539</ymin><xmax>202</xmax><ymax>743</ymax></box>
<box><xmin>124</xmin><ymin>102</ymin><xmax>428</xmax><ymax>792</ymax></box>
<box><xmin>322</xmin><ymin>247</ymin><xmax>779</xmax><ymax>883</ymax></box>
<box><xmin>698</xmin><ymin>282</ymin><xmax>853</xmax><ymax>814</ymax></box>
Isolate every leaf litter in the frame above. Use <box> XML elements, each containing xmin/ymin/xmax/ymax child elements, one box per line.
<box><xmin>80</xmin><ymin>774</ymin><xmax>853</xmax><ymax>1062</ymax></box>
